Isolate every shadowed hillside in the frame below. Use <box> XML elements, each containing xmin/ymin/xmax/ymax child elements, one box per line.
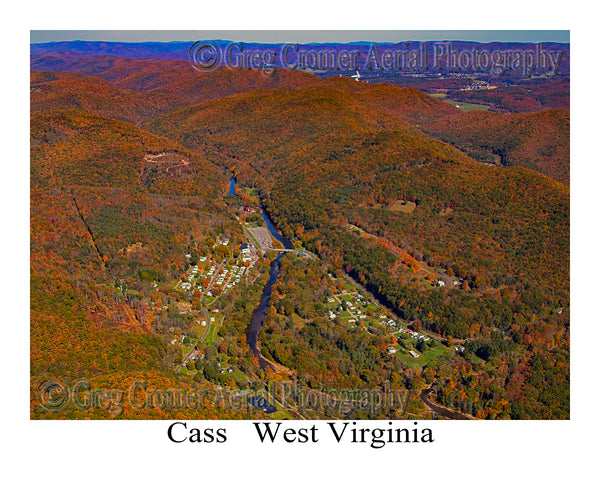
<box><xmin>423</xmin><ymin>109</ymin><xmax>570</xmax><ymax>183</ymax></box>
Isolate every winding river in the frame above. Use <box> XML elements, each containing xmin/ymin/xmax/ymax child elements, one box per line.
<box><xmin>246</xmin><ymin>250</ymin><xmax>285</xmax><ymax>369</ymax></box>
<box><xmin>247</xmin><ymin>206</ymin><xmax>294</xmax><ymax>368</ymax></box>
<box><xmin>231</xmin><ymin>179</ymin><xmax>293</xmax><ymax>369</ymax></box>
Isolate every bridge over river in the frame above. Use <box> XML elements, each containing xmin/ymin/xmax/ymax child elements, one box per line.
<box><xmin>270</xmin><ymin>248</ymin><xmax>317</xmax><ymax>260</ymax></box>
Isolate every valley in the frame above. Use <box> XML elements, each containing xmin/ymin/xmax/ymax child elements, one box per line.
<box><xmin>30</xmin><ymin>42</ymin><xmax>569</xmax><ymax>420</ymax></box>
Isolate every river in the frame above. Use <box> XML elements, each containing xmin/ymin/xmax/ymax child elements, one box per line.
<box><xmin>230</xmin><ymin>178</ymin><xmax>292</xmax><ymax>369</ymax></box>
<box><xmin>246</xmin><ymin>250</ymin><xmax>284</xmax><ymax>369</ymax></box>
<box><xmin>260</xmin><ymin>206</ymin><xmax>293</xmax><ymax>250</ymax></box>
<box><xmin>249</xmin><ymin>206</ymin><xmax>293</xmax><ymax>367</ymax></box>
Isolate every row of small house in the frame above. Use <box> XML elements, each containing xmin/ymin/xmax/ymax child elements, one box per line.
<box><xmin>397</xmin><ymin>327</ymin><xmax>430</xmax><ymax>342</ymax></box>
<box><xmin>180</xmin><ymin>262</ymin><xmax>202</xmax><ymax>291</ymax></box>
<box><xmin>215</xmin><ymin>264</ymin><xmax>246</xmax><ymax>288</ymax></box>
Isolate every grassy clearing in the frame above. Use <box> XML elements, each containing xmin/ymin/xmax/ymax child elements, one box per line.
<box><xmin>291</xmin><ymin>312</ymin><xmax>309</xmax><ymax>329</ymax></box>
<box><xmin>181</xmin><ymin>343</ymin><xmax>194</xmax><ymax>356</ymax></box>
<box><xmin>189</xmin><ymin>322</ymin><xmax>208</xmax><ymax>339</ymax></box>
<box><xmin>268</xmin><ymin>408</ymin><xmax>295</xmax><ymax>420</ymax></box>
<box><xmin>428</xmin><ymin>93</ymin><xmax>490</xmax><ymax>112</ymax></box>
<box><xmin>442</xmin><ymin>100</ymin><xmax>490</xmax><ymax>112</ymax></box>
<box><xmin>202</xmin><ymin>324</ymin><xmax>219</xmax><ymax>345</ymax></box>
<box><xmin>390</xmin><ymin>200</ymin><xmax>416</xmax><ymax>214</ymax></box>
<box><xmin>401</xmin><ymin>343</ymin><xmax>452</xmax><ymax>369</ymax></box>
<box><xmin>241</xmin><ymin>187</ymin><xmax>260</xmax><ymax>202</ymax></box>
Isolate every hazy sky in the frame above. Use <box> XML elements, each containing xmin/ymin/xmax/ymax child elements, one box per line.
<box><xmin>30</xmin><ymin>30</ymin><xmax>570</xmax><ymax>44</ymax></box>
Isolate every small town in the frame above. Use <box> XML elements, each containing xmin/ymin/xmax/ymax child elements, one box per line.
<box><xmin>168</xmin><ymin>209</ymin><xmax>456</xmax><ymax>378</ymax></box>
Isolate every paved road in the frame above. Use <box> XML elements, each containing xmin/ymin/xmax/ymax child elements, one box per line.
<box><xmin>175</xmin><ymin>307</ymin><xmax>210</xmax><ymax>373</ymax></box>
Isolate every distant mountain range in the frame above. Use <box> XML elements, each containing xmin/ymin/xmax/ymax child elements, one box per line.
<box><xmin>31</xmin><ymin>40</ymin><xmax>570</xmax><ymax>78</ymax></box>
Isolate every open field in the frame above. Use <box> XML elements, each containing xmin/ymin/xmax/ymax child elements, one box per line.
<box><xmin>444</xmin><ymin>100</ymin><xmax>490</xmax><ymax>112</ymax></box>
<box><xmin>428</xmin><ymin>93</ymin><xmax>490</xmax><ymax>112</ymax></box>
<box><xmin>400</xmin><ymin>342</ymin><xmax>452</xmax><ymax>369</ymax></box>
<box><xmin>390</xmin><ymin>200</ymin><xmax>417</xmax><ymax>213</ymax></box>
<box><xmin>201</xmin><ymin>323</ymin><xmax>218</xmax><ymax>345</ymax></box>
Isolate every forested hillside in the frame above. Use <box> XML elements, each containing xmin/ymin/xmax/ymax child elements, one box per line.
<box><xmin>424</xmin><ymin>109</ymin><xmax>569</xmax><ymax>183</ymax></box>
